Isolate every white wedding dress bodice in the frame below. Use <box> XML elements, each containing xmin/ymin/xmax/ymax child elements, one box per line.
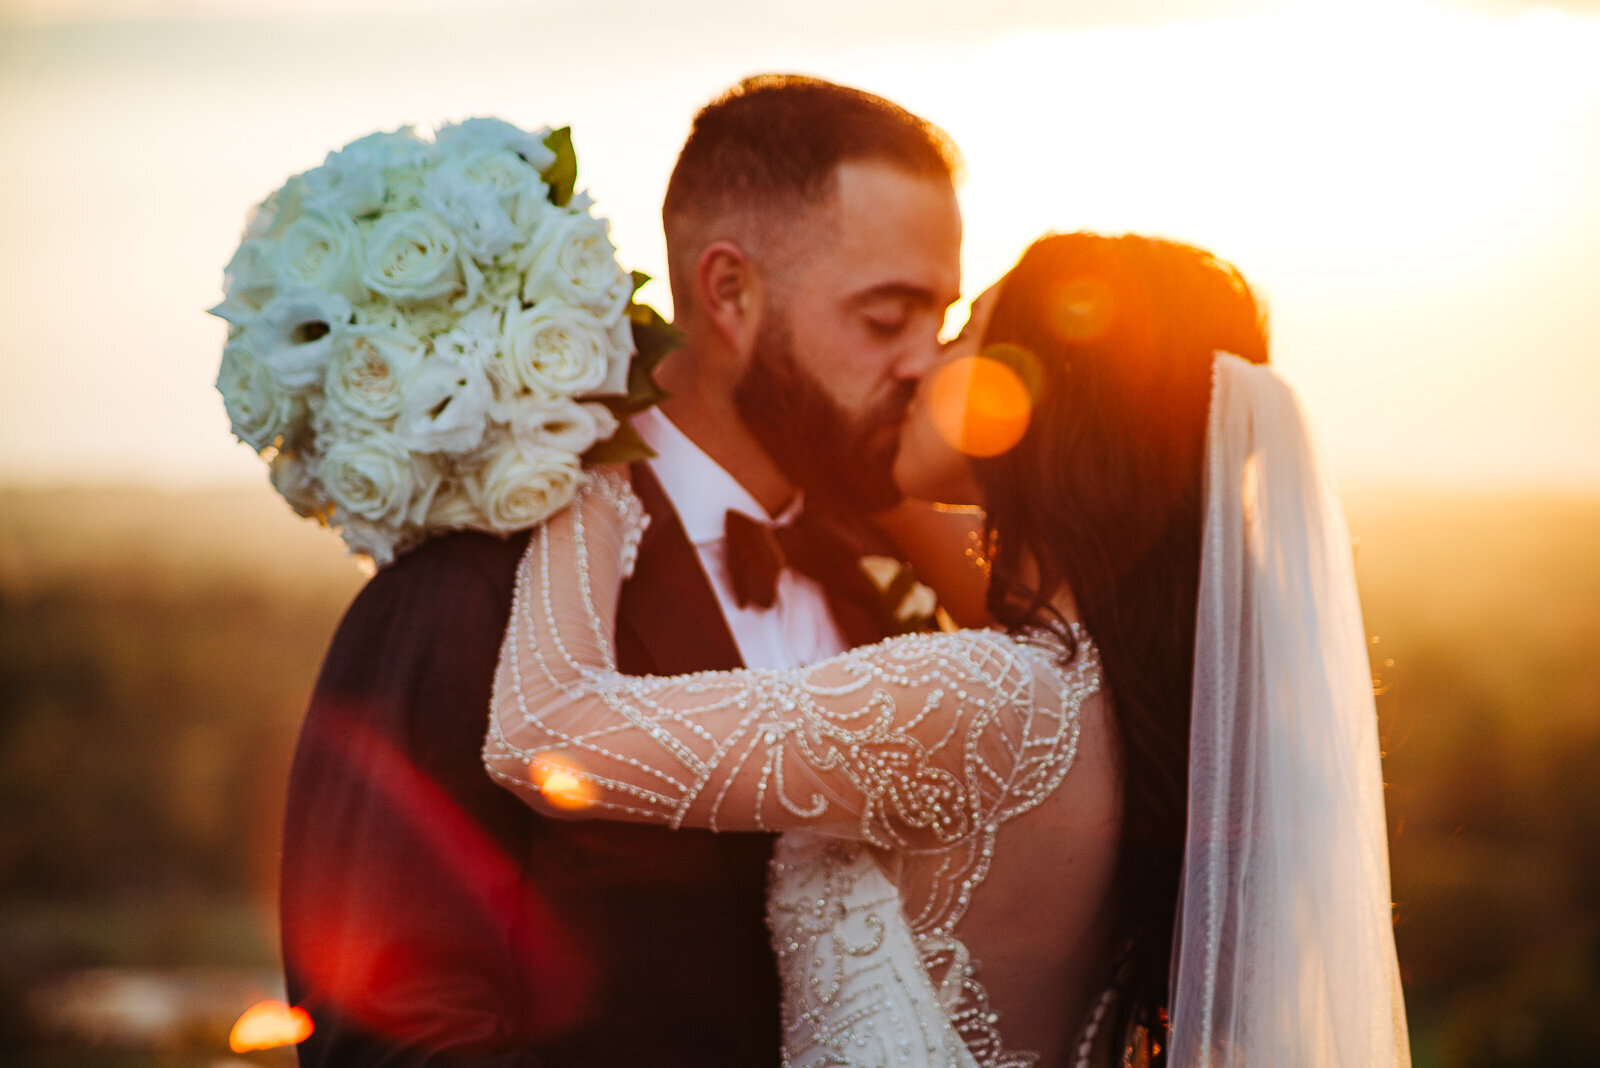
<box><xmin>485</xmin><ymin>475</ymin><xmax>1106</xmax><ymax>1067</ymax></box>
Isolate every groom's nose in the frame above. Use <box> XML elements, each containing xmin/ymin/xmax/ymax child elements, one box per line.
<box><xmin>890</xmin><ymin>332</ymin><xmax>944</xmax><ymax>385</ymax></box>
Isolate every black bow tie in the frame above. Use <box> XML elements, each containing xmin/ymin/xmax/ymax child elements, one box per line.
<box><xmin>724</xmin><ymin>508</ymin><xmax>857</xmax><ymax>610</ymax></box>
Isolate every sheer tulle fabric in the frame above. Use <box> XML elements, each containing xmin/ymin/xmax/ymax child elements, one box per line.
<box><xmin>1170</xmin><ymin>355</ymin><xmax>1410</xmax><ymax>1066</ymax></box>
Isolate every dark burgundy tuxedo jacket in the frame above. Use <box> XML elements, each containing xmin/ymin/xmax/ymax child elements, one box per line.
<box><xmin>280</xmin><ymin>466</ymin><xmax>883</xmax><ymax>1066</ymax></box>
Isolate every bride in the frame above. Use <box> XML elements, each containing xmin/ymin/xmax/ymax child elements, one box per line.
<box><xmin>484</xmin><ymin>233</ymin><xmax>1410</xmax><ymax>1066</ymax></box>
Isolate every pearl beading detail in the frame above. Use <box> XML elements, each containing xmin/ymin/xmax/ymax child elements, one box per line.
<box><xmin>485</xmin><ymin>474</ymin><xmax>1104</xmax><ymax>1068</ymax></box>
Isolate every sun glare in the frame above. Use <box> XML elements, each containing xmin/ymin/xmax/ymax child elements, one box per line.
<box><xmin>229</xmin><ymin>1000</ymin><xmax>314</xmax><ymax>1052</ymax></box>
<box><xmin>1044</xmin><ymin>277</ymin><xmax>1117</xmax><ymax>344</ymax></box>
<box><xmin>939</xmin><ymin>0</ymin><xmax>1600</xmax><ymax>289</ymax></box>
<box><xmin>529</xmin><ymin>754</ymin><xmax>597</xmax><ymax>811</ymax></box>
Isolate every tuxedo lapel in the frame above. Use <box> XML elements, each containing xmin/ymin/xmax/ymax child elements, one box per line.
<box><xmin>618</xmin><ymin>462</ymin><xmax>744</xmax><ymax>674</ymax></box>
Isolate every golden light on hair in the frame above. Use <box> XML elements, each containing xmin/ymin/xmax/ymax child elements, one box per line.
<box><xmin>529</xmin><ymin>754</ymin><xmax>597</xmax><ymax>811</ymax></box>
<box><xmin>928</xmin><ymin>355</ymin><xmax>1033</xmax><ymax>458</ymax></box>
<box><xmin>229</xmin><ymin>1000</ymin><xmax>314</xmax><ymax>1052</ymax></box>
<box><xmin>1045</xmin><ymin>276</ymin><xmax>1116</xmax><ymax>342</ymax></box>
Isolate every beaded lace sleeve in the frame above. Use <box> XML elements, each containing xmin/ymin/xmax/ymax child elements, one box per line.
<box><xmin>484</xmin><ymin>471</ymin><xmax>1096</xmax><ymax>846</ymax></box>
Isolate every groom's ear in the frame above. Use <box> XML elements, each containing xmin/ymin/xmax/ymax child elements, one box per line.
<box><xmin>697</xmin><ymin>241</ymin><xmax>761</xmax><ymax>359</ymax></box>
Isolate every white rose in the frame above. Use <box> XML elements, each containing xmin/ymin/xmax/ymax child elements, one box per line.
<box><xmin>211</xmin><ymin>238</ymin><xmax>278</xmax><ymax>326</ymax></box>
<box><xmin>466</xmin><ymin>436</ymin><xmax>581</xmax><ymax>531</ymax></box>
<box><xmin>336</xmin><ymin>127</ymin><xmax>432</xmax><ymax>172</ymax></box>
<box><xmin>319</xmin><ymin>429</ymin><xmax>417</xmax><ymax>525</ymax></box>
<box><xmin>324</xmin><ymin>326</ymin><xmax>424</xmax><ymax>422</ymax></box>
<box><xmin>362</xmin><ymin>210</ymin><xmax>462</xmax><ymax>304</ymax></box>
<box><xmin>393</xmin><ymin>354</ymin><xmax>493</xmax><ymax>454</ymax></box>
<box><xmin>269</xmin><ymin>450</ymin><xmax>328</xmax><ymax>520</ymax></box>
<box><xmin>432</xmin><ymin>304</ymin><xmax>502</xmax><ymax>369</ymax></box>
<box><xmin>301</xmin><ymin>159</ymin><xmax>385</xmax><ymax>218</ymax></box>
<box><xmin>455</xmin><ymin>148</ymin><xmax>549</xmax><ymax>227</ymax></box>
<box><xmin>334</xmin><ymin>513</ymin><xmax>402</xmax><ymax>567</ymax></box>
<box><xmin>518</xmin><ymin>209</ymin><xmax>631</xmax><ymax>316</ymax></box>
<box><xmin>583</xmin><ymin>401</ymin><xmax>621</xmax><ymax>444</ymax></box>
<box><xmin>245</xmin><ymin>287</ymin><xmax>352</xmax><ymax>393</ymax></box>
<box><xmin>244</xmin><ymin>177</ymin><xmax>306</xmax><ymax>242</ymax></box>
<box><xmin>304</xmin><ymin>128</ymin><xmax>429</xmax><ymax>216</ymax></box>
<box><xmin>217</xmin><ymin>336</ymin><xmax>296</xmax><ymax>451</ymax></box>
<box><xmin>406</xmin><ymin>454</ymin><xmax>445</xmax><ymax>525</ymax></box>
<box><xmin>501</xmin><ymin>394</ymin><xmax>620</xmax><ymax>456</ymax></box>
<box><xmin>435</xmin><ymin>117</ymin><xmax>556</xmax><ymax>173</ymax></box>
<box><xmin>422</xmin><ymin>151</ymin><xmax>536</xmax><ymax>262</ymax></box>
<box><xmin>600</xmin><ymin>310</ymin><xmax>634</xmax><ymax>397</ymax></box>
<box><xmin>501</xmin><ymin>299</ymin><xmax>615</xmax><ymax>396</ymax></box>
<box><xmin>273</xmin><ymin>207</ymin><xmax>365</xmax><ymax>301</ymax></box>
<box><xmin>424</xmin><ymin>481</ymin><xmax>487</xmax><ymax>529</ymax></box>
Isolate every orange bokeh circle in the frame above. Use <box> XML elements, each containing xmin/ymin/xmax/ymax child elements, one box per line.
<box><xmin>1045</xmin><ymin>275</ymin><xmax>1116</xmax><ymax>343</ymax></box>
<box><xmin>230</xmin><ymin>1000</ymin><xmax>314</xmax><ymax>1053</ymax></box>
<box><xmin>528</xmin><ymin>754</ymin><xmax>597</xmax><ymax>811</ymax></box>
<box><xmin>927</xmin><ymin>356</ymin><xmax>1033</xmax><ymax>458</ymax></box>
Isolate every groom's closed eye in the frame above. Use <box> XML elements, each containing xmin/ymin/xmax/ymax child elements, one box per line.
<box><xmin>860</xmin><ymin>296</ymin><xmax>914</xmax><ymax>337</ymax></box>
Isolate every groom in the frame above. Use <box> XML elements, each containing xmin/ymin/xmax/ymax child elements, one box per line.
<box><xmin>279</xmin><ymin>75</ymin><xmax>961</xmax><ymax>1066</ymax></box>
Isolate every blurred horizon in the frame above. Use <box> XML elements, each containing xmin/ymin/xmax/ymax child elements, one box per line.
<box><xmin>3</xmin><ymin>0</ymin><xmax>1600</xmax><ymax>493</ymax></box>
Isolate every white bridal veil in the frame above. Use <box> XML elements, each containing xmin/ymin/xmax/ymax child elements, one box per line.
<box><xmin>1168</xmin><ymin>355</ymin><xmax>1410</xmax><ymax>1066</ymax></box>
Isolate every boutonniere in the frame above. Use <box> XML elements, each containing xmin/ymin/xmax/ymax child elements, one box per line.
<box><xmin>858</xmin><ymin>555</ymin><xmax>955</xmax><ymax>636</ymax></box>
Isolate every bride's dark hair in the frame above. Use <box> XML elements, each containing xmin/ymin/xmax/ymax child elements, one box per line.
<box><xmin>975</xmin><ymin>232</ymin><xmax>1269</xmax><ymax>1015</ymax></box>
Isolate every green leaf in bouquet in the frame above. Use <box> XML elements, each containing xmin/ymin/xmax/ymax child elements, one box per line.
<box><xmin>629</xmin><ymin>300</ymin><xmax>679</xmax><ymax>365</ymax></box>
<box><xmin>543</xmin><ymin>127</ymin><xmax>578</xmax><ymax>208</ymax></box>
<box><xmin>583</xmin><ymin>419</ymin><xmax>655</xmax><ymax>465</ymax></box>
<box><xmin>604</xmin><ymin>307</ymin><xmax>680</xmax><ymax>416</ymax></box>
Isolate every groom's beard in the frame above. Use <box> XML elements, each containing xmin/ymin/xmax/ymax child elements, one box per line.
<box><xmin>734</xmin><ymin>314</ymin><xmax>912</xmax><ymax>513</ymax></box>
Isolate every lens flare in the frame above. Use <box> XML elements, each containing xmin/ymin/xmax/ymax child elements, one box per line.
<box><xmin>229</xmin><ymin>1000</ymin><xmax>314</xmax><ymax>1052</ymax></box>
<box><xmin>928</xmin><ymin>355</ymin><xmax>1033</xmax><ymax>458</ymax></box>
<box><xmin>1045</xmin><ymin>276</ymin><xmax>1116</xmax><ymax>342</ymax></box>
<box><xmin>529</xmin><ymin>754</ymin><xmax>597</xmax><ymax>811</ymax></box>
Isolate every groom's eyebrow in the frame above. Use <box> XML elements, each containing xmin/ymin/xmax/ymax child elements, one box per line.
<box><xmin>852</xmin><ymin>282</ymin><xmax>957</xmax><ymax>310</ymax></box>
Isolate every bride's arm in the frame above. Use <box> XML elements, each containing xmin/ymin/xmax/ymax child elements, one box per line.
<box><xmin>484</xmin><ymin>472</ymin><xmax>1096</xmax><ymax>847</ymax></box>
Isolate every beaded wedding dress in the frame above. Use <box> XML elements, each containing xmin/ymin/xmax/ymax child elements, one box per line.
<box><xmin>485</xmin><ymin>471</ymin><xmax>1111</xmax><ymax>1067</ymax></box>
<box><xmin>485</xmin><ymin>355</ymin><xmax>1412</xmax><ymax>1067</ymax></box>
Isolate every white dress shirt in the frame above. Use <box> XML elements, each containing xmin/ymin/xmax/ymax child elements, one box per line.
<box><xmin>634</xmin><ymin>408</ymin><xmax>850</xmax><ymax>671</ymax></box>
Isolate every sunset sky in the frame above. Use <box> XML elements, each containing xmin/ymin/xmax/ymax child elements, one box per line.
<box><xmin>2</xmin><ymin>0</ymin><xmax>1597</xmax><ymax>492</ymax></box>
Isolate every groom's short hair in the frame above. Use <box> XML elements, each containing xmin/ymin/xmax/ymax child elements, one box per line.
<box><xmin>663</xmin><ymin>75</ymin><xmax>959</xmax><ymax>306</ymax></box>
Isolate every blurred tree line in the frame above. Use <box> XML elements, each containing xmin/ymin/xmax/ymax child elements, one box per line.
<box><xmin>0</xmin><ymin>488</ymin><xmax>362</xmax><ymax>1002</ymax></box>
<box><xmin>1346</xmin><ymin>491</ymin><xmax>1600</xmax><ymax>1066</ymax></box>
<box><xmin>0</xmin><ymin>484</ymin><xmax>1596</xmax><ymax>1066</ymax></box>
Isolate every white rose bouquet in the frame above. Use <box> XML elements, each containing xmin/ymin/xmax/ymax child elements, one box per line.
<box><xmin>211</xmin><ymin>119</ymin><xmax>674</xmax><ymax>565</ymax></box>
